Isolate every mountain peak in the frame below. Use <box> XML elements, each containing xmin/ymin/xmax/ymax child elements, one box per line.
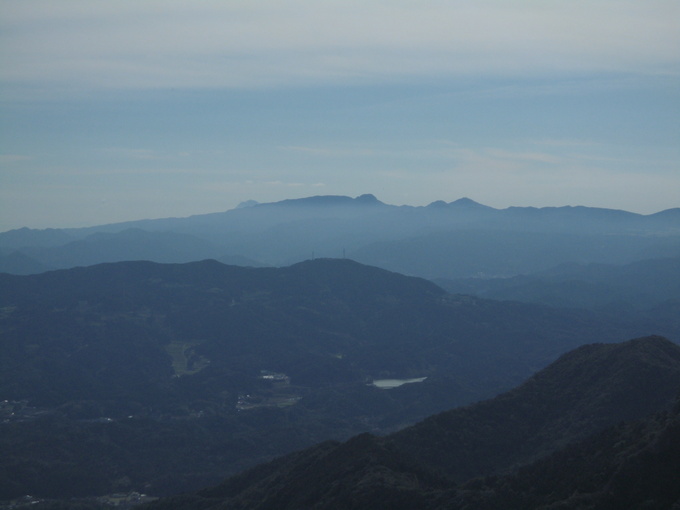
<box><xmin>449</xmin><ymin>197</ymin><xmax>489</xmax><ymax>208</ymax></box>
<box><xmin>272</xmin><ymin>194</ymin><xmax>385</xmax><ymax>208</ymax></box>
<box><xmin>354</xmin><ymin>193</ymin><xmax>382</xmax><ymax>205</ymax></box>
<box><xmin>236</xmin><ymin>200</ymin><xmax>259</xmax><ymax>209</ymax></box>
<box><xmin>275</xmin><ymin>195</ymin><xmax>356</xmax><ymax>207</ymax></box>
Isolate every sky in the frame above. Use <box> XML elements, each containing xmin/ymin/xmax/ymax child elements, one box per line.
<box><xmin>1</xmin><ymin>1</ymin><xmax>679</xmax><ymax>231</ymax></box>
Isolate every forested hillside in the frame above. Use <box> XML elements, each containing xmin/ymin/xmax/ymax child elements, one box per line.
<box><xmin>0</xmin><ymin>258</ymin><xmax>669</xmax><ymax>499</ymax></box>
<box><xmin>144</xmin><ymin>336</ymin><xmax>680</xmax><ymax>510</ymax></box>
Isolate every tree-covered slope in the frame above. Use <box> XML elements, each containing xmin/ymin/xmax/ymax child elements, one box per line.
<box><xmin>389</xmin><ymin>335</ymin><xmax>680</xmax><ymax>480</ymax></box>
<box><xmin>449</xmin><ymin>401</ymin><xmax>680</xmax><ymax>509</ymax></box>
<box><xmin>0</xmin><ymin>259</ymin><xmax>662</xmax><ymax>499</ymax></box>
<box><xmin>145</xmin><ymin>336</ymin><xmax>680</xmax><ymax>510</ymax></box>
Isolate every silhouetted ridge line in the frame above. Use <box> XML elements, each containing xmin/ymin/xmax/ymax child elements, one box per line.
<box><xmin>2</xmin><ymin>194</ymin><xmax>678</xmax><ymax>279</ymax></box>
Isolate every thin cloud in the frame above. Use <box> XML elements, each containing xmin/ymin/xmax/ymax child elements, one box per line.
<box><xmin>1</xmin><ymin>1</ymin><xmax>678</xmax><ymax>94</ymax></box>
<box><xmin>263</xmin><ymin>181</ymin><xmax>307</xmax><ymax>188</ymax></box>
<box><xmin>279</xmin><ymin>146</ymin><xmax>340</xmax><ymax>156</ymax></box>
<box><xmin>484</xmin><ymin>148</ymin><xmax>561</xmax><ymax>165</ymax></box>
<box><xmin>102</xmin><ymin>148</ymin><xmax>166</xmax><ymax>161</ymax></box>
<box><xmin>530</xmin><ymin>138</ymin><xmax>601</xmax><ymax>148</ymax></box>
<box><xmin>0</xmin><ymin>154</ymin><xmax>32</xmax><ymax>163</ymax></box>
<box><xmin>279</xmin><ymin>145</ymin><xmax>378</xmax><ymax>157</ymax></box>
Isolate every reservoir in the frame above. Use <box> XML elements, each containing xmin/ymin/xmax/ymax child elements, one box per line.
<box><xmin>371</xmin><ymin>377</ymin><xmax>427</xmax><ymax>389</ymax></box>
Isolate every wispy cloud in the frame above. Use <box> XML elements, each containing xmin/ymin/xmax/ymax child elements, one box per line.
<box><xmin>281</xmin><ymin>142</ymin><xmax>564</xmax><ymax>166</ymax></box>
<box><xmin>0</xmin><ymin>154</ymin><xmax>32</xmax><ymax>164</ymax></box>
<box><xmin>530</xmin><ymin>138</ymin><xmax>601</xmax><ymax>148</ymax></box>
<box><xmin>102</xmin><ymin>148</ymin><xmax>169</xmax><ymax>161</ymax></box>
<box><xmin>483</xmin><ymin>148</ymin><xmax>561</xmax><ymax>165</ymax></box>
<box><xmin>2</xmin><ymin>1</ymin><xmax>678</xmax><ymax>95</ymax></box>
<box><xmin>262</xmin><ymin>180</ymin><xmax>307</xmax><ymax>188</ymax></box>
<box><xmin>279</xmin><ymin>145</ymin><xmax>378</xmax><ymax>157</ymax></box>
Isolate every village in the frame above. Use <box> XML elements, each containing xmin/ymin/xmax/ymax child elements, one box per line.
<box><xmin>0</xmin><ymin>400</ymin><xmax>51</xmax><ymax>423</ymax></box>
<box><xmin>236</xmin><ymin>371</ymin><xmax>302</xmax><ymax>411</ymax></box>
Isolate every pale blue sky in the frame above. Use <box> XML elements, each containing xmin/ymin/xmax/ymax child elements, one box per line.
<box><xmin>1</xmin><ymin>1</ymin><xmax>679</xmax><ymax>231</ymax></box>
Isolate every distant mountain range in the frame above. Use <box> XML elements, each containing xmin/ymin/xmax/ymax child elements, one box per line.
<box><xmin>1</xmin><ymin>258</ymin><xmax>674</xmax><ymax>501</ymax></box>
<box><xmin>144</xmin><ymin>336</ymin><xmax>680</xmax><ymax>510</ymax></box>
<box><xmin>2</xmin><ymin>195</ymin><xmax>679</xmax><ymax>278</ymax></box>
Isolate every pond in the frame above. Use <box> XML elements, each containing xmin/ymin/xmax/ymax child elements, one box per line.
<box><xmin>371</xmin><ymin>377</ymin><xmax>427</xmax><ymax>389</ymax></box>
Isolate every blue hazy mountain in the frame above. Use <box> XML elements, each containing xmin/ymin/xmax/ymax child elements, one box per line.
<box><xmin>1</xmin><ymin>195</ymin><xmax>679</xmax><ymax>278</ymax></box>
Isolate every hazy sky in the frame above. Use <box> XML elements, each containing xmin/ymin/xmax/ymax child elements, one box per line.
<box><xmin>1</xmin><ymin>1</ymin><xmax>679</xmax><ymax>231</ymax></box>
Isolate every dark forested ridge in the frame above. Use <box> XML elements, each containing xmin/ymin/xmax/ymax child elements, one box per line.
<box><xmin>389</xmin><ymin>336</ymin><xmax>680</xmax><ymax>480</ymax></box>
<box><xmin>2</xmin><ymin>195</ymin><xmax>679</xmax><ymax>279</ymax></box>
<box><xmin>144</xmin><ymin>336</ymin><xmax>680</xmax><ymax>510</ymax></box>
<box><xmin>0</xmin><ymin>258</ymin><xmax>672</xmax><ymax>500</ymax></box>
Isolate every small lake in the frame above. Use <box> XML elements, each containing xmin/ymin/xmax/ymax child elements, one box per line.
<box><xmin>371</xmin><ymin>377</ymin><xmax>427</xmax><ymax>389</ymax></box>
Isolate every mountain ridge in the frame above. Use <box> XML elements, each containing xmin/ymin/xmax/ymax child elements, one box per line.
<box><xmin>2</xmin><ymin>194</ymin><xmax>677</xmax><ymax>243</ymax></box>
<box><xmin>388</xmin><ymin>335</ymin><xmax>680</xmax><ymax>481</ymax></box>
<box><xmin>1</xmin><ymin>194</ymin><xmax>679</xmax><ymax>279</ymax></box>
